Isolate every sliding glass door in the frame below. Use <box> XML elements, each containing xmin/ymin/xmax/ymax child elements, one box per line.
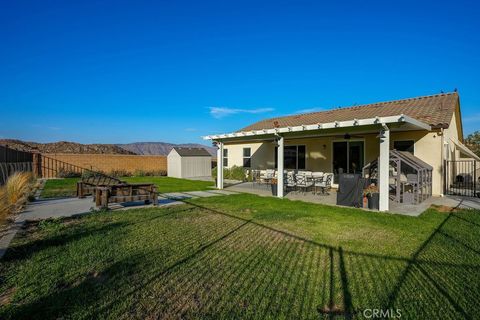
<box><xmin>332</xmin><ymin>141</ymin><xmax>364</xmax><ymax>183</ymax></box>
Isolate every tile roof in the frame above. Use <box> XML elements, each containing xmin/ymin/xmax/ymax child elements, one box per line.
<box><xmin>240</xmin><ymin>92</ymin><xmax>459</xmax><ymax>132</ymax></box>
<box><xmin>172</xmin><ymin>147</ymin><xmax>212</xmax><ymax>157</ymax></box>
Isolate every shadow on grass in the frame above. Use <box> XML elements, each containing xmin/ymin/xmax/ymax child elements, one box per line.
<box><xmin>1</xmin><ymin>206</ymin><xmax>198</xmax><ymax>264</ymax></box>
<box><xmin>1</xmin><ymin>197</ymin><xmax>480</xmax><ymax>319</ymax></box>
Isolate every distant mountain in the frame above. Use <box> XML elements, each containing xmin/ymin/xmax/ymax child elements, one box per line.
<box><xmin>0</xmin><ymin>139</ymin><xmax>216</xmax><ymax>156</ymax></box>
<box><xmin>0</xmin><ymin>139</ymin><xmax>136</xmax><ymax>155</ymax></box>
<box><xmin>118</xmin><ymin>142</ymin><xmax>216</xmax><ymax>156</ymax></box>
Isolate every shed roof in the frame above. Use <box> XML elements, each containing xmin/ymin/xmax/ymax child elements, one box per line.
<box><xmin>240</xmin><ymin>92</ymin><xmax>459</xmax><ymax>132</ymax></box>
<box><xmin>172</xmin><ymin>147</ymin><xmax>212</xmax><ymax>157</ymax></box>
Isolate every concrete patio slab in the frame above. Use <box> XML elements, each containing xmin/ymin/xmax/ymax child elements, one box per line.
<box><xmin>207</xmin><ymin>190</ymin><xmax>239</xmax><ymax>195</ymax></box>
<box><xmin>183</xmin><ymin>191</ymin><xmax>220</xmax><ymax>197</ymax></box>
<box><xmin>226</xmin><ymin>182</ymin><xmax>480</xmax><ymax>216</ymax></box>
<box><xmin>19</xmin><ymin>197</ymin><xmax>94</xmax><ymax>222</ymax></box>
<box><xmin>161</xmin><ymin>192</ymin><xmax>197</xmax><ymax>200</ymax></box>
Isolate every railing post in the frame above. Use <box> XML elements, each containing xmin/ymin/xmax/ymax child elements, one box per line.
<box><xmin>473</xmin><ymin>160</ymin><xmax>476</xmax><ymax>197</ymax></box>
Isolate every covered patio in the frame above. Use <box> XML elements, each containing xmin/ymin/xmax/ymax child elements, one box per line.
<box><xmin>205</xmin><ymin>114</ymin><xmax>432</xmax><ymax>212</ymax></box>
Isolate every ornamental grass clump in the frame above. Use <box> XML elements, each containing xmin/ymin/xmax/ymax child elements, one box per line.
<box><xmin>0</xmin><ymin>172</ymin><xmax>34</xmax><ymax>224</ymax></box>
<box><xmin>0</xmin><ymin>187</ymin><xmax>9</xmax><ymax>223</ymax></box>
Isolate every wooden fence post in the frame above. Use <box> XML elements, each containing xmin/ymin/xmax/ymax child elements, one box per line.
<box><xmin>32</xmin><ymin>153</ymin><xmax>42</xmax><ymax>178</ymax></box>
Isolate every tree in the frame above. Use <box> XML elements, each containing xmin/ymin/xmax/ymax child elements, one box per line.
<box><xmin>465</xmin><ymin>131</ymin><xmax>480</xmax><ymax>157</ymax></box>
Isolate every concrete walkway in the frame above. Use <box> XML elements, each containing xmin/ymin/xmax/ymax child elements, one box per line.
<box><xmin>0</xmin><ymin>189</ymin><xmax>238</xmax><ymax>258</ymax></box>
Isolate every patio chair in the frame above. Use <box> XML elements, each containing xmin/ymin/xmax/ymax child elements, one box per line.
<box><xmin>314</xmin><ymin>173</ymin><xmax>333</xmax><ymax>195</ymax></box>
<box><xmin>244</xmin><ymin>169</ymin><xmax>250</xmax><ymax>182</ymax></box>
<box><xmin>297</xmin><ymin>170</ymin><xmax>312</xmax><ymax>177</ymax></box>
<box><xmin>312</xmin><ymin>171</ymin><xmax>324</xmax><ymax>178</ymax></box>
<box><xmin>296</xmin><ymin>173</ymin><xmax>313</xmax><ymax>194</ymax></box>
<box><xmin>285</xmin><ymin>171</ymin><xmax>296</xmax><ymax>193</ymax></box>
<box><xmin>259</xmin><ymin>169</ymin><xmax>274</xmax><ymax>189</ymax></box>
<box><xmin>251</xmin><ymin>170</ymin><xmax>261</xmax><ymax>188</ymax></box>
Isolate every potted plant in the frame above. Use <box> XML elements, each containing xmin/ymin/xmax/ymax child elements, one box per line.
<box><xmin>364</xmin><ymin>184</ymin><xmax>379</xmax><ymax>210</ymax></box>
<box><xmin>271</xmin><ymin>178</ymin><xmax>278</xmax><ymax>196</ymax></box>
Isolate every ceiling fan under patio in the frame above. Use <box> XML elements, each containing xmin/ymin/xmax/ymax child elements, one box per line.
<box><xmin>333</xmin><ymin>133</ymin><xmax>363</xmax><ymax>140</ymax></box>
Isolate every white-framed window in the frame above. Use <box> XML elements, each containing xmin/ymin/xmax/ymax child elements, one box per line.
<box><xmin>223</xmin><ymin>148</ymin><xmax>228</xmax><ymax>167</ymax></box>
<box><xmin>243</xmin><ymin>147</ymin><xmax>251</xmax><ymax>167</ymax></box>
<box><xmin>393</xmin><ymin>140</ymin><xmax>415</xmax><ymax>154</ymax></box>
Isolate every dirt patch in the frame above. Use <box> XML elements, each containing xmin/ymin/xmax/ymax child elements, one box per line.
<box><xmin>430</xmin><ymin>204</ymin><xmax>459</xmax><ymax>213</ymax></box>
<box><xmin>88</xmin><ymin>271</ymin><xmax>107</xmax><ymax>284</ymax></box>
<box><xmin>317</xmin><ymin>304</ymin><xmax>345</xmax><ymax>316</ymax></box>
<box><xmin>0</xmin><ymin>287</ymin><xmax>16</xmax><ymax>306</ymax></box>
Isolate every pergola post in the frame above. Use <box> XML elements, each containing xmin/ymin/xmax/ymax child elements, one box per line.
<box><xmin>277</xmin><ymin>135</ymin><xmax>284</xmax><ymax>198</ymax></box>
<box><xmin>216</xmin><ymin>141</ymin><xmax>224</xmax><ymax>190</ymax></box>
<box><xmin>379</xmin><ymin>126</ymin><xmax>390</xmax><ymax>211</ymax></box>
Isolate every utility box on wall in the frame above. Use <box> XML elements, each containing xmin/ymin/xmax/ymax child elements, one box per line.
<box><xmin>167</xmin><ymin>147</ymin><xmax>212</xmax><ymax>179</ymax></box>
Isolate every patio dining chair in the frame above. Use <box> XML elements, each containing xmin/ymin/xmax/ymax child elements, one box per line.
<box><xmin>312</xmin><ymin>171</ymin><xmax>324</xmax><ymax>178</ymax></box>
<box><xmin>259</xmin><ymin>169</ymin><xmax>275</xmax><ymax>189</ymax></box>
<box><xmin>314</xmin><ymin>173</ymin><xmax>333</xmax><ymax>195</ymax></box>
<box><xmin>251</xmin><ymin>170</ymin><xmax>261</xmax><ymax>188</ymax></box>
<box><xmin>296</xmin><ymin>173</ymin><xmax>313</xmax><ymax>194</ymax></box>
<box><xmin>285</xmin><ymin>171</ymin><xmax>296</xmax><ymax>193</ymax></box>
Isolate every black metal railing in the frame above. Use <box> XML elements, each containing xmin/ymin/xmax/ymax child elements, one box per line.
<box><xmin>444</xmin><ymin>159</ymin><xmax>478</xmax><ymax>197</ymax></box>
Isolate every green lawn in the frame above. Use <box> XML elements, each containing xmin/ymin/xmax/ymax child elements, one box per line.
<box><xmin>1</xmin><ymin>194</ymin><xmax>479</xmax><ymax>319</ymax></box>
<box><xmin>40</xmin><ymin>176</ymin><xmax>214</xmax><ymax>198</ymax></box>
<box><xmin>39</xmin><ymin>178</ymin><xmax>79</xmax><ymax>198</ymax></box>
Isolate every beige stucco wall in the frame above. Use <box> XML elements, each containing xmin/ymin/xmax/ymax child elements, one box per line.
<box><xmin>223</xmin><ymin>129</ymin><xmax>446</xmax><ymax>195</ymax></box>
<box><xmin>223</xmin><ymin>142</ymin><xmax>276</xmax><ymax>169</ymax></box>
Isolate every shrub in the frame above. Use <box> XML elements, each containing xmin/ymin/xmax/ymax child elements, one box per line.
<box><xmin>134</xmin><ymin>169</ymin><xmax>146</xmax><ymax>177</ymax></box>
<box><xmin>212</xmin><ymin>166</ymin><xmax>248</xmax><ymax>181</ymax></box>
<box><xmin>81</xmin><ymin>170</ymin><xmax>107</xmax><ymax>179</ymax></box>
<box><xmin>57</xmin><ymin>168</ymin><xmax>82</xmax><ymax>178</ymax></box>
<box><xmin>134</xmin><ymin>169</ymin><xmax>167</xmax><ymax>177</ymax></box>
<box><xmin>108</xmin><ymin>169</ymin><xmax>132</xmax><ymax>178</ymax></box>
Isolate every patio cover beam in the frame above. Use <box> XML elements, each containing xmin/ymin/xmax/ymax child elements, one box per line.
<box><xmin>379</xmin><ymin>125</ymin><xmax>390</xmax><ymax>211</ymax></box>
<box><xmin>277</xmin><ymin>135</ymin><xmax>284</xmax><ymax>198</ymax></box>
<box><xmin>216</xmin><ymin>142</ymin><xmax>224</xmax><ymax>189</ymax></box>
<box><xmin>203</xmin><ymin>114</ymin><xmax>431</xmax><ymax>141</ymax></box>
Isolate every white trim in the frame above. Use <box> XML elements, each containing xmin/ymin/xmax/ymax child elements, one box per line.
<box><xmin>203</xmin><ymin>114</ymin><xmax>431</xmax><ymax>140</ymax></box>
<box><xmin>217</xmin><ymin>142</ymin><xmax>224</xmax><ymax>189</ymax></box>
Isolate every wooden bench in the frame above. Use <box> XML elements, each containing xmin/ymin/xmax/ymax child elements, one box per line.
<box><xmin>95</xmin><ymin>183</ymin><xmax>158</xmax><ymax>209</ymax></box>
<box><xmin>77</xmin><ymin>175</ymin><xmax>125</xmax><ymax>198</ymax></box>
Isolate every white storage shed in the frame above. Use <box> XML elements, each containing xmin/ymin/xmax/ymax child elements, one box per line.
<box><xmin>167</xmin><ymin>147</ymin><xmax>212</xmax><ymax>179</ymax></box>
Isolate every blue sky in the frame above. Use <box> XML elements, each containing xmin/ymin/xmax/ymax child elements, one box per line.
<box><xmin>1</xmin><ymin>0</ymin><xmax>479</xmax><ymax>145</ymax></box>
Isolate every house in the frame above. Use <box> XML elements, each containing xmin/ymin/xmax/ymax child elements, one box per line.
<box><xmin>167</xmin><ymin>147</ymin><xmax>212</xmax><ymax>179</ymax></box>
<box><xmin>204</xmin><ymin>92</ymin><xmax>480</xmax><ymax>211</ymax></box>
